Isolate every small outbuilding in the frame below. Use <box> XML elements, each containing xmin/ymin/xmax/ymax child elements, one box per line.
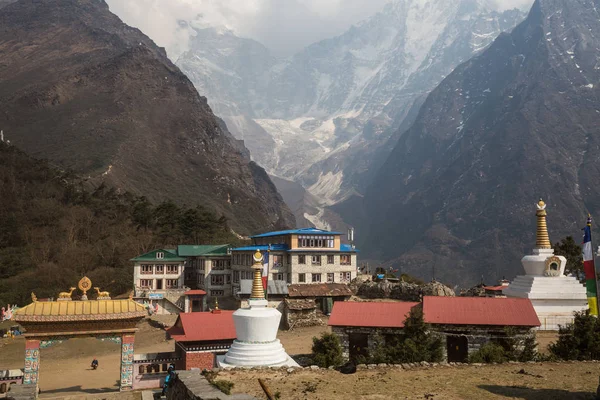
<box><xmin>167</xmin><ymin>309</ymin><xmax>236</xmax><ymax>370</ymax></box>
<box><xmin>329</xmin><ymin>296</ymin><xmax>541</xmax><ymax>363</ymax></box>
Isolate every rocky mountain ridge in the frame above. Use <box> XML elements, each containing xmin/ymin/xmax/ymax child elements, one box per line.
<box><xmin>176</xmin><ymin>0</ymin><xmax>526</xmax><ymax>225</ymax></box>
<box><xmin>0</xmin><ymin>0</ymin><xmax>295</xmax><ymax>234</ymax></box>
<box><xmin>353</xmin><ymin>0</ymin><xmax>600</xmax><ymax>285</ymax></box>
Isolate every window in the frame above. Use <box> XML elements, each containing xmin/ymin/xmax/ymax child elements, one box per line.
<box><xmin>198</xmin><ymin>259</ymin><xmax>205</xmax><ymax>272</ymax></box>
<box><xmin>312</xmin><ymin>255</ymin><xmax>321</xmax><ymax>265</ymax></box>
<box><xmin>272</xmin><ymin>273</ymin><xmax>284</xmax><ymax>281</ymax></box>
<box><xmin>198</xmin><ymin>275</ymin><xmax>204</xmax><ymax>285</ymax></box>
<box><xmin>298</xmin><ymin>235</ymin><xmax>335</xmax><ymax>248</ymax></box>
<box><xmin>156</xmin><ymin>252</ymin><xmax>164</xmax><ymax>259</ymax></box>
<box><xmin>298</xmin><ymin>255</ymin><xmax>306</xmax><ymax>264</ymax></box>
<box><xmin>226</xmin><ymin>275</ymin><xmax>231</xmax><ymax>284</ymax></box>
<box><xmin>312</xmin><ymin>273</ymin><xmax>322</xmax><ymax>283</ymax></box>
<box><xmin>327</xmin><ymin>273</ymin><xmax>335</xmax><ymax>283</ymax></box>
<box><xmin>141</xmin><ymin>265</ymin><xmax>153</xmax><ymax>274</ymax></box>
<box><xmin>340</xmin><ymin>272</ymin><xmax>351</xmax><ymax>282</ymax></box>
<box><xmin>211</xmin><ymin>275</ymin><xmax>225</xmax><ymax>285</ymax></box>
<box><xmin>241</xmin><ymin>271</ymin><xmax>253</xmax><ymax>280</ymax></box>
<box><xmin>139</xmin><ymin>279</ymin><xmax>153</xmax><ymax>289</ymax></box>
<box><xmin>299</xmin><ymin>273</ymin><xmax>306</xmax><ymax>283</ymax></box>
<box><xmin>166</xmin><ymin>279</ymin><xmax>179</xmax><ymax>289</ymax></box>
<box><xmin>327</xmin><ymin>255</ymin><xmax>334</xmax><ymax>264</ymax></box>
<box><xmin>155</xmin><ymin>264</ymin><xmax>164</xmax><ymax>274</ymax></box>
<box><xmin>211</xmin><ymin>290</ymin><xmax>224</xmax><ymax>297</ymax></box>
<box><xmin>273</xmin><ymin>254</ymin><xmax>283</xmax><ymax>267</ymax></box>
<box><xmin>341</xmin><ymin>255</ymin><xmax>352</xmax><ymax>265</ymax></box>
<box><xmin>213</xmin><ymin>259</ymin><xmax>230</xmax><ymax>270</ymax></box>
<box><xmin>287</xmin><ymin>273</ymin><xmax>291</xmax><ymax>284</ymax></box>
<box><xmin>166</xmin><ymin>265</ymin><xmax>178</xmax><ymax>274</ymax></box>
<box><xmin>233</xmin><ymin>271</ymin><xmax>240</xmax><ymax>283</ymax></box>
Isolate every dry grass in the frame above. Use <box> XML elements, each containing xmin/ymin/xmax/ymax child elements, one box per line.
<box><xmin>221</xmin><ymin>362</ymin><xmax>599</xmax><ymax>400</ymax></box>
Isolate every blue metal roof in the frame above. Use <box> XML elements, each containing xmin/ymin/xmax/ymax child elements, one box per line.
<box><xmin>232</xmin><ymin>244</ymin><xmax>290</xmax><ymax>252</ymax></box>
<box><xmin>340</xmin><ymin>244</ymin><xmax>359</xmax><ymax>252</ymax></box>
<box><xmin>250</xmin><ymin>227</ymin><xmax>341</xmax><ymax>238</ymax></box>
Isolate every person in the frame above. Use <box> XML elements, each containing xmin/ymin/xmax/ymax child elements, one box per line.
<box><xmin>91</xmin><ymin>358</ymin><xmax>98</xmax><ymax>370</ymax></box>
<box><xmin>161</xmin><ymin>364</ymin><xmax>176</xmax><ymax>396</ymax></box>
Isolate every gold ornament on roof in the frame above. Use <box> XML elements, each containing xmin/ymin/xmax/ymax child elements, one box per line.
<box><xmin>78</xmin><ymin>276</ymin><xmax>92</xmax><ymax>297</ymax></box>
<box><xmin>31</xmin><ymin>292</ymin><xmax>37</xmax><ymax>302</ymax></box>
<box><xmin>535</xmin><ymin>198</ymin><xmax>552</xmax><ymax>249</ymax></box>
<box><xmin>250</xmin><ymin>249</ymin><xmax>266</xmax><ymax>300</ymax></box>
<box><xmin>58</xmin><ymin>287</ymin><xmax>76</xmax><ymax>299</ymax></box>
<box><xmin>214</xmin><ymin>298</ymin><xmax>220</xmax><ymax>311</ymax></box>
<box><xmin>94</xmin><ymin>287</ymin><xmax>110</xmax><ymax>299</ymax></box>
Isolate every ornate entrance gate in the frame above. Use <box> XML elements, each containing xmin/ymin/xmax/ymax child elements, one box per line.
<box><xmin>13</xmin><ymin>277</ymin><xmax>146</xmax><ymax>391</ymax></box>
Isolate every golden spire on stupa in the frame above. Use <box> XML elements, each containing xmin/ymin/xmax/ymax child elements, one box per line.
<box><xmin>250</xmin><ymin>250</ymin><xmax>266</xmax><ymax>300</ymax></box>
<box><xmin>535</xmin><ymin>199</ymin><xmax>552</xmax><ymax>249</ymax></box>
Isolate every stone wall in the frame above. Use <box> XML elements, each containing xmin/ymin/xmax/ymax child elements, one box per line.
<box><xmin>332</xmin><ymin>326</ymin><xmax>404</xmax><ymax>360</ymax></box>
<box><xmin>184</xmin><ymin>352</ymin><xmax>217</xmax><ymax>370</ymax></box>
<box><xmin>166</xmin><ymin>371</ymin><xmax>257</xmax><ymax>400</ymax></box>
<box><xmin>283</xmin><ymin>299</ymin><xmax>322</xmax><ymax>330</ymax></box>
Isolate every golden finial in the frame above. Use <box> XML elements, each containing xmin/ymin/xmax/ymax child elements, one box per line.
<box><xmin>535</xmin><ymin>198</ymin><xmax>552</xmax><ymax>249</ymax></box>
<box><xmin>214</xmin><ymin>298</ymin><xmax>219</xmax><ymax>311</ymax></box>
<box><xmin>250</xmin><ymin>249</ymin><xmax>266</xmax><ymax>300</ymax></box>
<box><xmin>78</xmin><ymin>276</ymin><xmax>92</xmax><ymax>297</ymax></box>
<box><xmin>31</xmin><ymin>292</ymin><xmax>37</xmax><ymax>302</ymax></box>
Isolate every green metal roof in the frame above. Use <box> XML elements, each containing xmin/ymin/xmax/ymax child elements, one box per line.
<box><xmin>177</xmin><ymin>244</ymin><xmax>230</xmax><ymax>257</ymax></box>
<box><xmin>131</xmin><ymin>249</ymin><xmax>186</xmax><ymax>262</ymax></box>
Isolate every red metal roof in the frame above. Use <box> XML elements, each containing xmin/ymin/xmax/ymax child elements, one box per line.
<box><xmin>328</xmin><ymin>301</ymin><xmax>419</xmax><ymax>328</ymax></box>
<box><xmin>484</xmin><ymin>286</ymin><xmax>505</xmax><ymax>291</ymax></box>
<box><xmin>422</xmin><ymin>296</ymin><xmax>540</xmax><ymax>327</ymax></box>
<box><xmin>167</xmin><ymin>311</ymin><xmax>236</xmax><ymax>342</ymax></box>
<box><xmin>184</xmin><ymin>289</ymin><xmax>207</xmax><ymax>296</ymax></box>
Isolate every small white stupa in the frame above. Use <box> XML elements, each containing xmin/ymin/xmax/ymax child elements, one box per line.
<box><xmin>504</xmin><ymin>199</ymin><xmax>588</xmax><ymax>330</ymax></box>
<box><xmin>218</xmin><ymin>250</ymin><xmax>298</xmax><ymax>368</ymax></box>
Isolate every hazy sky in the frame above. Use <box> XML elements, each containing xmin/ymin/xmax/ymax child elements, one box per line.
<box><xmin>105</xmin><ymin>0</ymin><xmax>535</xmax><ymax>59</ymax></box>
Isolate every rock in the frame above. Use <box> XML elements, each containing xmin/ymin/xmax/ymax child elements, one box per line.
<box><xmin>367</xmin><ymin>364</ymin><xmax>377</xmax><ymax>370</ymax></box>
<box><xmin>377</xmin><ymin>363</ymin><xmax>388</xmax><ymax>368</ymax></box>
<box><xmin>309</xmin><ymin>365</ymin><xmax>319</xmax><ymax>370</ymax></box>
<box><xmin>287</xmin><ymin>368</ymin><xmax>295</xmax><ymax>373</ymax></box>
<box><xmin>357</xmin><ymin>364</ymin><xmax>367</xmax><ymax>370</ymax></box>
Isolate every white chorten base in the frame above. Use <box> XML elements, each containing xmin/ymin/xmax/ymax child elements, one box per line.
<box><xmin>218</xmin><ymin>297</ymin><xmax>299</xmax><ymax>368</ymax></box>
<box><xmin>504</xmin><ymin>275</ymin><xmax>588</xmax><ymax>331</ymax></box>
<box><xmin>217</xmin><ymin>340</ymin><xmax>299</xmax><ymax>368</ymax></box>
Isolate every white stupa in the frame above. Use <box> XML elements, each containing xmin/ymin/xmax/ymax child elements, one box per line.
<box><xmin>504</xmin><ymin>199</ymin><xmax>588</xmax><ymax>330</ymax></box>
<box><xmin>218</xmin><ymin>250</ymin><xmax>298</xmax><ymax>368</ymax></box>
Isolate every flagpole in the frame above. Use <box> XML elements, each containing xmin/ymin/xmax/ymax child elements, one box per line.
<box><xmin>591</xmin><ymin>215</ymin><xmax>600</xmax><ymax>315</ymax></box>
<box><xmin>583</xmin><ymin>214</ymin><xmax>599</xmax><ymax>316</ymax></box>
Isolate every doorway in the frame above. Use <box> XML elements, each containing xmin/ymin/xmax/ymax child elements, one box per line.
<box><xmin>349</xmin><ymin>333</ymin><xmax>369</xmax><ymax>362</ymax></box>
<box><xmin>156</xmin><ymin>279</ymin><xmax>163</xmax><ymax>290</ymax></box>
<box><xmin>446</xmin><ymin>335</ymin><xmax>468</xmax><ymax>363</ymax></box>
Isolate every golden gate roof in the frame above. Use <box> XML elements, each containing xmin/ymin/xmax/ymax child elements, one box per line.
<box><xmin>13</xmin><ymin>299</ymin><xmax>147</xmax><ymax>322</ymax></box>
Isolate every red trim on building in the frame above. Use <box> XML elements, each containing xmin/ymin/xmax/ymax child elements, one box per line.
<box><xmin>184</xmin><ymin>290</ymin><xmax>207</xmax><ymax>296</ymax></box>
<box><xmin>25</xmin><ymin>340</ymin><xmax>40</xmax><ymax>349</ymax></box>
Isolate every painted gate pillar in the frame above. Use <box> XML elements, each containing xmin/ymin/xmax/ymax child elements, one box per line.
<box><xmin>23</xmin><ymin>340</ymin><xmax>40</xmax><ymax>386</ymax></box>
<box><xmin>120</xmin><ymin>334</ymin><xmax>135</xmax><ymax>391</ymax></box>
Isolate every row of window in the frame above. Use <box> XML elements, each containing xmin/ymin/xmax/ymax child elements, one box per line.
<box><xmin>231</xmin><ymin>254</ymin><xmax>353</xmax><ymax>266</ymax></box>
<box><xmin>297</xmin><ymin>255</ymin><xmax>352</xmax><ymax>265</ymax></box>
<box><xmin>298</xmin><ymin>272</ymin><xmax>351</xmax><ymax>283</ymax></box>
<box><xmin>297</xmin><ymin>235</ymin><xmax>336</xmax><ymax>248</ymax></box>
<box><xmin>140</xmin><ymin>264</ymin><xmax>179</xmax><ymax>274</ymax></box>
<box><xmin>232</xmin><ymin>270</ymin><xmax>254</xmax><ymax>283</ymax></box>
<box><xmin>138</xmin><ymin>279</ymin><xmax>179</xmax><ymax>289</ymax></box>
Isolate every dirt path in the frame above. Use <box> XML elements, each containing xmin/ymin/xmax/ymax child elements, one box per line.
<box><xmin>0</xmin><ymin>319</ymin><xmax>174</xmax><ymax>398</ymax></box>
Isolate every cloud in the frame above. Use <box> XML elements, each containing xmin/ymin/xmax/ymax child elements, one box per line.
<box><xmin>104</xmin><ymin>0</ymin><xmax>535</xmax><ymax>59</ymax></box>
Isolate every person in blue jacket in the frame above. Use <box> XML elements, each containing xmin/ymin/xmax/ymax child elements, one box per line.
<box><xmin>161</xmin><ymin>364</ymin><xmax>176</xmax><ymax>396</ymax></box>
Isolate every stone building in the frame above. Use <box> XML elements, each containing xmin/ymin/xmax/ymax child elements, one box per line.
<box><xmin>329</xmin><ymin>301</ymin><xmax>418</xmax><ymax>360</ymax></box>
<box><xmin>329</xmin><ymin>296</ymin><xmax>540</xmax><ymax>362</ymax></box>
<box><xmin>167</xmin><ymin>309</ymin><xmax>236</xmax><ymax>370</ymax></box>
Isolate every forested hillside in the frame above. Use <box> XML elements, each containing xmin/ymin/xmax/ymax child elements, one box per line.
<box><xmin>0</xmin><ymin>143</ymin><xmax>244</xmax><ymax>305</ymax></box>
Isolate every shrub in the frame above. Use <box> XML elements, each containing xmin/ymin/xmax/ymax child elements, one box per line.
<box><xmin>212</xmin><ymin>380</ymin><xmax>234</xmax><ymax>395</ymax></box>
<box><xmin>311</xmin><ymin>333</ymin><xmax>344</xmax><ymax>368</ymax></box>
<box><xmin>359</xmin><ymin>307</ymin><xmax>443</xmax><ymax>364</ymax></box>
<box><xmin>549</xmin><ymin>311</ymin><xmax>600</xmax><ymax>360</ymax></box>
<box><xmin>469</xmin><ymin>342</ymin><xmax>507</xmax><ymax>363</ymax></box>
